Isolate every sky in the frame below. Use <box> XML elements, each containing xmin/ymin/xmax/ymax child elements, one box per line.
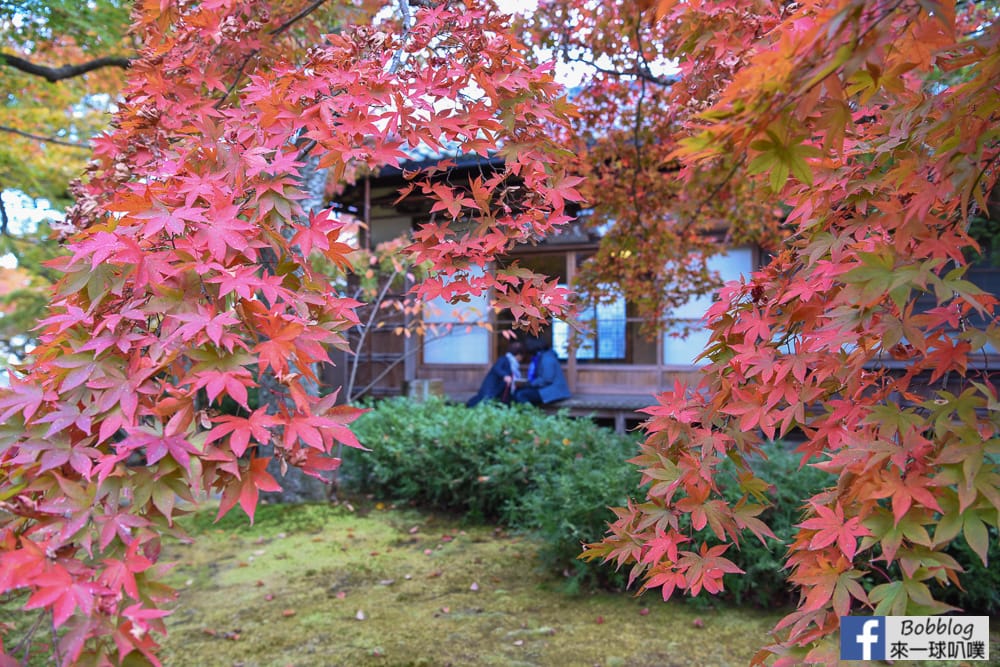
<box><xmin>0</xmin><ymin>191</ymin><xmax>59</xmax><ymax>269</ymax></box>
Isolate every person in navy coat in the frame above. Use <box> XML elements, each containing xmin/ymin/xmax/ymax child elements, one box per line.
<box><xmin>513</xmin><ymin>339</ymin><xmax>571</xmax><ymax>406</ymax></box>
<box><xmin>466</xmin><ymin>341</ymin><xmax>528</xmax><ymax>407</ymax></box>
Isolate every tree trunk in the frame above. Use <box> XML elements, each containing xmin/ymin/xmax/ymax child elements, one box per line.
<box><xmin>261</xmin><ymin>152</ymin><xmax>332</xmax><ymax>504</ymax></box>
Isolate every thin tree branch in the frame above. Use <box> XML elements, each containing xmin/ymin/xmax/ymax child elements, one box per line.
<box><xmin>213</xmin><ymin>52</ymin><xmax>259</xmax><ymax>110</ymax></box>
<box><xmin>296</xmin><ymin>138</ymin><xmax>318</xmax><ymax>162</ymax></box>
<box><xmin>631</xmin><ymin>23</ymin><xmax>647</xmax><ymax>230</ymax></box>
<box><xmin>49</xmin><ymin>611</ymin><xmax>61</xmax><ymax>665</ymax></box>
<box><xmin>0</xmin><ymin>124</ymin><xmax>91</xmax><ymax>149</ymax></box>
<box><xmin>14</xmin><ymin>610</ymin><xmax>45</xmax><ymax>664</ymax></box>
<box><xmin>564</xmin><ymin>54</ymin><xmax>676</xmax><ymax>87</ymax></box>
<box><xmin>214</xmin><ymin>0</ymin><xmax>329</xmax><ymax>109</ymax></box>
<box><xmin>350</xmin><ymin>327</ymin><xmax>456</xmax><ymax>401</ymax></box>
<box><xmin>346</xmin><ymin>266</ymin><xmax>402</xmax><ymax>400</ymax></box>
<box><xmin>0</xmin><ymin>52</ymin><xmax>130</xmax><ymax>83</ymax></box>
<box><xmin>271</xmin><ymin>0</ymin><xmax>328</xmax><ymax>38</ymax></box>
<box><xmin>389</xmin><ymin>0</ymin><xmax>415</xmax><ymax>74</ymax></box>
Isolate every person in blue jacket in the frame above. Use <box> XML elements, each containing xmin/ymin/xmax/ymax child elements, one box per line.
<box><xmin>466</xmin><ymin>340</ymin><xmax>528</xmax><ymax>407</ymax></box>
<box><xmin>513</xmin><ymin>338</ymin><xmax>571</xmax><ymax>406</ymax></box>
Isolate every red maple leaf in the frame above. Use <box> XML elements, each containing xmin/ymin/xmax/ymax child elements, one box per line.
<box><xmin>677</xmin><ymin>543</ymin><xmax>743</xmax><ymax>596</ymax></box>
<box><xmin>23</xmin><ymin>565</ymin><xmax>99</xmax><ymax>627</ymax></box>
<box><xmin>217</xmin><ymin>456</ymin><xmax>282</xmax><ymax>523</ymax></box>
<box><xmin>797</xmin><ymin>502</ymin><xmax>869</xmax><ymax>560</ymax></box>
<box><xmin>206</xmin><ymin>410</ymin><xmax>281</xmax><ymax>457</ymax></box>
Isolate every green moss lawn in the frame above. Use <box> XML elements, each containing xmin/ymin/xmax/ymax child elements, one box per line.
<box><xmin>161</xmin><ymin>501</ymin><xmax>780</xmax><ymax>667</ymax></box>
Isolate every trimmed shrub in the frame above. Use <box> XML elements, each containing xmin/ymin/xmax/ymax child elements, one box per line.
<box><xmin>343</xmin><ymin>397</ymin><xmax>641</xmax><ymax>586</ymax></box>
<box><xmin>711</xmin><ymin>443</ymin><xmax>834</xmax><ymax>608</ymax></box>
<box><xmin>343</xmin><ymin>397</ymin><xmax>997</xmax><ymax>612</ymax></box>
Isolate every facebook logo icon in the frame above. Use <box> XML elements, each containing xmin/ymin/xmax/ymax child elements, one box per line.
<box><xmin>841</xmin><ymin>616</ymin><xmax>886</xmax><ymax>660</ymax></box>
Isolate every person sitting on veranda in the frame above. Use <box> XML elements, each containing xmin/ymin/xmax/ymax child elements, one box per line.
<box><xmin>466</xmin><ymin>341</ymin><xmax>528</xmax><ymax>407</ymax></box>
<box><xmin>513</xmin><ymin>338</ymin><xmax>571</xmax><ymax>406</ymax></box>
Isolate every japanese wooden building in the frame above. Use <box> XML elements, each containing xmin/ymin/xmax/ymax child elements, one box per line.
<box><xmin>329</xmin><ymin>155</ymin><xmax>1000</xmax><ymax>430</ymax></box>
<box><xmin>327</xmin><ymin>156</ymin><xmax>762</xmax><ymax>429</ymax></box>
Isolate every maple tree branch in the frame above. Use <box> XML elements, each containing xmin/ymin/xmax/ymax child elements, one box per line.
<box><xmin>631</xmin><ymin>24</ymin><xmax>648</xmax><ymax>229</ymax></box>
<box><xmin>0</xmin><ymin>124</ymin><xmax>91</xmax><ymax>149</ymax></box>
<box><xmin>0</xmin><ymin>52</ymin><xmax>130</xmax><ymax>83</ymax></box>
<box><xmin>389</xmin><ymin>0</ymin><xmax>415</xmax><ymax>74</ymax></box>
<box><xmin>215</xmin><ymin>0</ymin><xmax>329</xmax><ymax>109</ymax></box>
<box><xmin>966</xmin><ymin>151</ymin><xmax>1000</xmax><ymax>220</ymax></box>
<box><xmin>271</xmin><ymin>0</ymin><xmax>328</xmax><ymax>38</ymax></box>
<box><xmin>563</xmin><ymin>54</ymin><xmax>676</xmax><ymax>87</ymax></box>
<box><xmin>14</xmin><ymin>609</ymin><xmax>46</xmax><ymax>663</ymax></box>
<box><xmin>214</xmin><ymin>53</ymin><xmax>259</xmax><ymax>109</ymax></box>
<box><xmin>350</xmin><ymin>328</ymin><xmax>456</xmax><ymax>401</ymax></box>
<box><xmin>676</xmin><ymin>157</ymin><xmax>747</xmax><ymax>237</ymax></box>
<box><xmin>49</xmin><ymin>611</ymin><xmax>61</xmax><ymax>665</ymax></box>
<box><xmin>295</xmin><ymin>138</ymin><xmax>319</xmax><ymax>162</ymax></box>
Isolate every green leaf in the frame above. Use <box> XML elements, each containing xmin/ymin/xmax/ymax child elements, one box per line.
<box><xmin>870</xmin><ymin>581</ymin><xmax>908</xmax><ymax>615</ymax></box>
<box><xmin>152</xmin><ymin>482</ymin><xmax>177</xmax><ymax>523</ymax></box>
<box><xmin>747</xmin><ymin>151</ymin><xmax>778</xmax><ymax>175</ymax></box>
<box><xmin>769</xmin><ymin>160</ymin><xmax>790</xmax><ymax>192</ymax></box>
<box><xmin>934</xmin><ymin>508</ymin><xmax>963</xmax><ymax>546</ymax></box>
<box><xmin>787</xmin><ymin>148</ymin><xmax>813</xmax><ymax>186</ymax></box>
<box><xmin>963</xmin><ymin>512</ymin><xmax>989</xmax><ymax>565</ymax></box>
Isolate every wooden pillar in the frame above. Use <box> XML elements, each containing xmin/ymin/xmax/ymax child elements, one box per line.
<box><xmin>566</xmin><ymin>251</ymin><xmax>578</xmax><ymax>393</ymax></box>
<box><xmin>403</xmin><ymin>271</ymin><xmax>416</xmax><ymax>384</ymax></box>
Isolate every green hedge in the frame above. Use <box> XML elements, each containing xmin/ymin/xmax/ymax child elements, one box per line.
<box><xmin>342</xmin><ymin>398</ymin><xmax>641</xmax><ymax>587</ymax></box>
<box><xmin>341</xmin><ymin>397</ymin><xmax>998</xmax><ymax>613</ymax></box>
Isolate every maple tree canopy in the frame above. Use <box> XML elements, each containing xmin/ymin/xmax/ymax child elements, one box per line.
<box><xmin>0</xmin><ymin>0</ymin><xmax>579</xmax><ymax>663</ymax></box>
<box><xmin>560</xmin><ymin>1</ymin><xmax>999</xmax><ymax>664</ymax></box>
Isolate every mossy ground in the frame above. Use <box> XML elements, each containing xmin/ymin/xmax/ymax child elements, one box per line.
<box><xmin>161</xmin><ymin>501</ymin><xmax>1000</xmax><ymax>667</ymax></box>
<box><xmin>161</xmin><ymin>501</ymin><xmax>780</xmax><ymax>667</ymax></box>
<box><xmin>3</xmin><ymin>499</ymin><xmax>997</xmax><ymax>666</ymax></box>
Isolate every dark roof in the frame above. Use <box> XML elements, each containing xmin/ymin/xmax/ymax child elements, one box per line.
<box><xmin>334</xmin><ymin>153</ymin><xmax>506</xmax><ymax>208</ymax></box>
